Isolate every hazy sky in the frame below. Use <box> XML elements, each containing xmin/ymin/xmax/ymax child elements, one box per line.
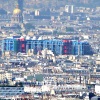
<box><xmin>0</xmin><ymin>0</ymin><xmax>99</xmax><ymax>11</ymax></box>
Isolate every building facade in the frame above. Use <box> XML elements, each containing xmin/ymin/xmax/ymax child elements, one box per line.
<box><xmin>12</xmin><ymin>0</ymin><xmax>23</xmax><ymax>23</ymax></box>
<box><xmin>0</xmin><ymin>72</ymin><xmax>12</xmax><ymax>82</ymax></box>
<box><xmin>2</xmin><ymin>37</ymin><xmax>93</xmax><ymax>56</ymax></box>
<box><xmin>0</xmin><ymin>86</ymin><xmax>24</xmax><ymax>96</ymax></box>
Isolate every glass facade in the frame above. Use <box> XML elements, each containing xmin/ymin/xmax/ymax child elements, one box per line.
<box><xmin>2</xmin><ymin>38</ymin><xmax>93</xmax><ymax>55</ymax></box>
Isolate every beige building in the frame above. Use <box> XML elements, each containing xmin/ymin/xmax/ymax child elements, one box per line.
<box><xmin>0</xmin><ymin>72</ymin><xmax>12</xmax><ymax>81</ymax></box>
<box><xmin>0</xmin><ymin>72</ymin><xmax>5</xmax><ymax>81</ymax></box>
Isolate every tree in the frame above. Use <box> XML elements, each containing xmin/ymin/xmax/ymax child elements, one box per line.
<box><xmin>24</xmin><ymin>23</ymin><xmax>35</xmax><ymax>30</ymax></box>
<box><xmin>66</xmin><ymin>27</ymin><xmax>74</xmax><ymax>32</ymax></box>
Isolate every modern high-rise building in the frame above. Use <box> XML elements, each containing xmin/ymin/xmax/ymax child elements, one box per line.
<box><xmin>17</xmin><ymin>0</ymin><xmax>23</xmax><ymax>13</ymax></box>
<box><xmin>80</xmin><ymin>0</ymin><xmax>89</xmax><ymax>4</ymax></box>
<box><xmin>65</xmin><ymin>5</ymin><xmax>75</xmax><ymax>13</ymax></box>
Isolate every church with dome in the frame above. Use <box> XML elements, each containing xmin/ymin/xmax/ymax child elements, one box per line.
<box><xmin>0</xmin><ymin>0</ymin><xmax>25</xmax><ymax>32</ymax></box>
<box><xmin>12</xmin><ymin>1</ymin><xmax>23</xmax><ymax>23</ymax></box>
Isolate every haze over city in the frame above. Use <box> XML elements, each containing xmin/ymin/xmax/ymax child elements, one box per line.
<box><xmin>0</xmin><ymin>0</ymin><xmax>99</xmax><ymax>99</ymax></box>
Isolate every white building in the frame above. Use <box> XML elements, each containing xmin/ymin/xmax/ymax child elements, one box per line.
<box><xmin>0</xmin><ymin>86</ymin><xmax>24</xmax><ymax>96</ymax></box>
<box><xmin>53</xmin><ymin>84</ymin><xmax>86</xmax><ymax>92</ymax></box>
<box><xmin>65</xmin><ymin>5</ymin><xmax>75</xmax><ymax>13</ymax></box>
<box><xmin>95</xmin><ymin>85</ymin><xmax>100</xmax><ymax>94</ymax></box>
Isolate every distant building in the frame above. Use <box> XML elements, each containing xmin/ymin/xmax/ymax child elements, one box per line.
<box><xmin>12</xmin><ymin>0</ymin><xmax>23</xmax><ymax>23</ymax></box>
<box><xmin>12</xmin><ymin>5</ymin><xmax>23</xmax><ymax>23</ymax></box>
<box><xmin>80</xmin><ymin>0</ymin><xmax>89</xmax><ymax>4</ymax></box>
<box><xmin>65</xmin><ymin>5</ymin><xmax>75</xmax><ymax>13</ymax></box>
<box><xmin>2</xmin><ymin>37</ymin><xmax>94</xmax><ymax>56</ymax></box>
<box><xmin>0</xmin><ymin>72</ymin><xmax>12</xmax><ymax>81</ymax></box>
<box><xmin>0</xmin><ymin>85</ymin><xmax>24</xmax><ymax>96</ymax></box>
<box><xmin>17</xmin><ymin>0</ymin><xmax>23</xmax><ymax>13</ymax></box>
<box><xmin>35</xmin><ymin>10</ymin><xmax>40</xmax><ymax>16</ymax></box>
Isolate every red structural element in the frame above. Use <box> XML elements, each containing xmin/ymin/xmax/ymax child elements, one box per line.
<box><xmin>20</xmin><ymin>38</ymin><xmax>24</xmax><ymax>41</ymax></box>
<box><xmin>17</xmin><ymin>38</ymin><xmax>26</xmax><ymax>53</ymax></box>
<box><xmin>62</xmin><ymin>40</ymin><xmax>73</xmax><ymax>55</ymax></box>
<box><xmin>21</xmin><ymin>44</ymin><xmax>25</xmax><ymax>48</ymax></box>
<box><xmin>63</xmin><ymin>39</ymin><xmax>71</xmax><ymax>43</ymax></box>
<box><xmin>63</xmin><ymin>40</ymin><xmax>68</xmax><ymax>42</ymax></box>
<box><xmin>64</xmin><ymin>46</ymin><xmax>67</xmax><ymax>49</ymax></box>
<box><xmin>17</xmin><ymin>38</ymin><xmax>25</xmax><ymax>41</ymax></box>
<box><xmin>64</xmin><ymin>50</ymin><xmax>67</xmax><ymax>53</ymax></box>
